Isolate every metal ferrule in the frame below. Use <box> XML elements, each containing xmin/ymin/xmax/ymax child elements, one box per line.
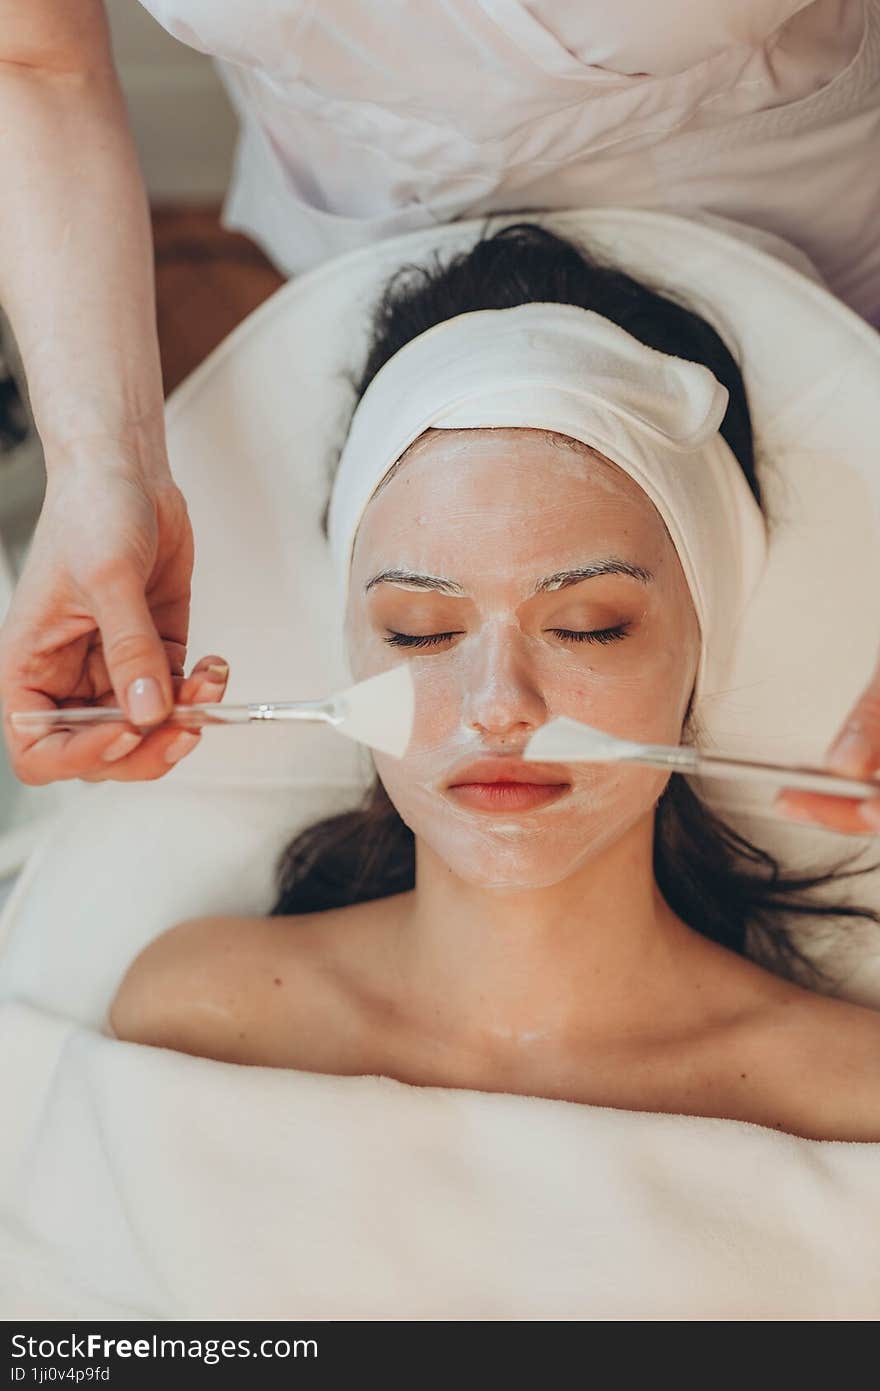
<box><xmin>245</xmin><ymin>699</ymin><xmax>338</xmax><ymax>723</ymax></box>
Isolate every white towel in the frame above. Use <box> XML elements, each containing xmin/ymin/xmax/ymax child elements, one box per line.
<box><xmin>1</xmin><ymin>997</ymin><xmax>878</xmax><ymax>1321</ymax></box>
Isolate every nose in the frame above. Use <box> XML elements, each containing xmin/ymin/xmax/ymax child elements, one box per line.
<box><xmin>461</xmin><ymin>624</ymin><xmax>547</xmax><ymax>740</ymax></box>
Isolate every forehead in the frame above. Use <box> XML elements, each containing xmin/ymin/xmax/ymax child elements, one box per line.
<box><xmin>351</xmin><ymin>427</ymin><xmax>669</xmax><ymax>577</ymax></box>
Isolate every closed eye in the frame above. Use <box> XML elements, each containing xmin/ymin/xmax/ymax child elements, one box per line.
<box><xmin>549</xmin><ymin>624</ymin><xmax>630</xmax><ymax>645</ymax></box>
<box><xmin>384</xmin><ymin>623</ymin><xmax>631</xmax><ymax>649</ymax></box>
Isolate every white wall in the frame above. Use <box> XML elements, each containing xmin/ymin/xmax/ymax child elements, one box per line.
<box><xmin>105</xmin><ymin>0</ymin><xmax>238</xmax><ymax>201</ymax></box>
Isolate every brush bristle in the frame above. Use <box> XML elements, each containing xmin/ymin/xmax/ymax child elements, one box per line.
<box><xmin>335</xmin><ymin>664</ymin><xmax>415</xmax><ymax>757</ymax></box>
<box><xmin>523</xmin><ymin>716</ymin><xmax>630</xmax><ymax>763</ymax></box>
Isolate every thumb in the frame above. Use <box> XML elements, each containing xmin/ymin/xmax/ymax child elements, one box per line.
<box><xmin>91</xmin><ymin>576</ymin><xmax>175</xmax><ymax>726</ymax></box>
<box><xmin>826</xmin><ymin>676</ymin><xmax>880</xmax><ymax>778</ymax></box>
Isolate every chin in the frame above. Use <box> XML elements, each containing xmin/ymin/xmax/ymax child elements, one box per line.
<box><xmin>413</xmin><ymin>827</ymin><xmax>614</xmax><ymax>891</ymax></box>
<box><xmin>382</xmin><ymin>768</ymin><xmax>656</xmax><ymax>890</ymax></box>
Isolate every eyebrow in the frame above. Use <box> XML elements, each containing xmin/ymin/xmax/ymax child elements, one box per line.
<box><xmin>364</xmin><ymin>558</ymin><xmax>654</xmax><ymax>596</ymax></box>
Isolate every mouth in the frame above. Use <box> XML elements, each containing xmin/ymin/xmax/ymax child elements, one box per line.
<box><xmin>444</xmin><ymin>756</ymin><xmax>572</xmax><ymax>815</ymax></box>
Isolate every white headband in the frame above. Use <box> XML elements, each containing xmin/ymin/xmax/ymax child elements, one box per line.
<box><xmin>327</xmin><ymin>301</ymin><xmax>768</xmax><ymax>710</ymax></box>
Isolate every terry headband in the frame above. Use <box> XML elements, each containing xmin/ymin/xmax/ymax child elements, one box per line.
<box><xmin>327</xmin><ymin>301</ymin><xmax>768</xmax><ymax>709</ymax></box>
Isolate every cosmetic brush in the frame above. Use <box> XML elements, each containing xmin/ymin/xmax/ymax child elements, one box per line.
<box><xmin>523</xmin><ymin>715</ymin><xmax>880</xmax><ymax>801</ymax></box>
<box><xmin>9</xmin><ymin>663</ymin><xmax>415</xmax><ymax>760</ymax></box>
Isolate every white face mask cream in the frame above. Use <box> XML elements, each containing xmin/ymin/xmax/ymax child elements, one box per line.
<box><xmin>344</xmin><ymin>427</ymin><xmax>701</xmax><ymax>890</ymax></box>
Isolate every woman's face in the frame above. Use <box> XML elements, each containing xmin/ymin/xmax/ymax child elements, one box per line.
<box><xmin>344</xmin><ymin>427</ymin><xmax>701</xmax><ymax>889</ymax></box>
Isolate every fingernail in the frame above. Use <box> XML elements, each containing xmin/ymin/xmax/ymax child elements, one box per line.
<box><xmin>205</xmin><ymin>662</ymin><xmax>229</xmax><ymax>678</ymax></box>
<box><xmin>777</xmin><ymin>803</ymin><xmax>817</xmax><ymax>824</ymax></box>
<box><xmin>164</xmin><ymin>731</ymin><xmax>199</xmax><ymax>764</ymax></box>
<box><xmin>858</xmin><ymin>800</ymin><xmax>880</xmax><ymax>832</ymax></box>
<box><xmin>127</xmin><ymin>676</ymin><xmax>166</xmax><ymax>726</ymax></box>
<box><xmin>102</xmin><ymin>731</ymin><xmax>143</xmax><ymax>763</ymax></box>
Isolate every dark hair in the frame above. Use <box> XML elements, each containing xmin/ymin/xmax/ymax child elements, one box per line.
<box><xmin>270</xmin><ymin>220</ymin><xmax>880</xmax><ymax>992</ymax></box>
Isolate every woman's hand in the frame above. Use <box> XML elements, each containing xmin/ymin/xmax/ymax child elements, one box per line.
<box><xmin>0</xmin><ymin>461</ymin><xmax>229</xmax><ymax>781</ymax></box>
<box><xmin>0</xmin><ymin>3</ymin><xmax>214</xmax><ymax>779</ymax></box>
<box><xmin>774</xmin><ymin>653</ymin><xmax>880</xmax><ymax>835</ymax></box>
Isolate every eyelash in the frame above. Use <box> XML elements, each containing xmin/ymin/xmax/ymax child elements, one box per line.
<box><xmin>384</xmin><ymin>623</ymin><xmax>631</xmax><ymax>649</ymax></box>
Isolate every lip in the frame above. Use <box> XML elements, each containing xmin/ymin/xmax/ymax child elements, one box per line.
<box><xmin>444</xmin><ymin>756</ymin><xmax>572</xmax><ymax>815</ymax></box>
<box><xmin>446</xmin><ymin>756</ymin><xmax>571</xmax><ymax>787</ymax></box>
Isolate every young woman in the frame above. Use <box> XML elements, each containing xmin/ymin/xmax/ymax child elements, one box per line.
<box><xmin>109</xmin><ymin>223</ymin><xmax>880</xmax><ymax>1141</ymax></box>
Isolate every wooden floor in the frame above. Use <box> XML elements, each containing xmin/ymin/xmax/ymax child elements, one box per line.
<box><xmin>152</xmin><ymin>203</ymin><xmax>286</xmax><ymax>397</ymax></box>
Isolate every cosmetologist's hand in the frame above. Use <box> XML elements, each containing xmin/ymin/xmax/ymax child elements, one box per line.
<box><xmin>774</xmin><ymin>651</ymin><xmax>880</xmax><ymax>835</ymax></box>
<box><xmin>0</xmin><ymin>460</ymin><xmax>229</xmax><ymax>782</ymax></box>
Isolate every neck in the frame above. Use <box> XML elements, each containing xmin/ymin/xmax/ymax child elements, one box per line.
<box><xmin>391</xmin><ymin>811</ymin><xmax>715</xmax><ymax>1059</ymax></box>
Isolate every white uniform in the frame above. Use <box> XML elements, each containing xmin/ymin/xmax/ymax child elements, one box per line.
<box><xmin>137</xmin><ymin>1</ymin><xmax>880</xmax><ymax>326</ymax></box>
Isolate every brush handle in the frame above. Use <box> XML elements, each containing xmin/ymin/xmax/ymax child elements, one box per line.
<box><xmin>629</xmin><ymin>743</ymin><xmax>880</xmax><ymax>801</ymax></box>
<box><xmin>9</xmin><ymin>699</ymin><xmax>336</xmax><ymax>733</ymax></box>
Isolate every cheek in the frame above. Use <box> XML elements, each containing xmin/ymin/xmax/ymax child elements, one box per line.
<box><xmin>559</xmin><ymin>639</ymin><xmax>694</xmax><ymax>744</ymax></box>
<box><xmin>407</xmin><ymin>660</ymin><xmax>464</xmax><ymax>746</ymax></box>
<box><xmin>527</xmin><ymin>611</ymin><xmax>695</xmax><ymax>745</ymax></box>
<box><xmin>346</xmin><ymin>619</ymin><xmax>461</xmax><ymax>744</ymax></box>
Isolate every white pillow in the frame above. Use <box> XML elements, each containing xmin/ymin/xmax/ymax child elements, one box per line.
<box><xmin>2</xmin><ymin>206</ymin><xmax>880</xmax><ymax>1025</ymax></box>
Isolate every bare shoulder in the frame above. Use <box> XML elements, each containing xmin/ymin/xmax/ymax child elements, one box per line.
<box><xmin>108</xmin><ymin>907</ymin><xmax>372</xmax><ymax>1069</ymax></box>
<box><xmin>737</xmin><ymin>986</ymin><xmax>880</xmax><ymax>1141</ymax></box>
